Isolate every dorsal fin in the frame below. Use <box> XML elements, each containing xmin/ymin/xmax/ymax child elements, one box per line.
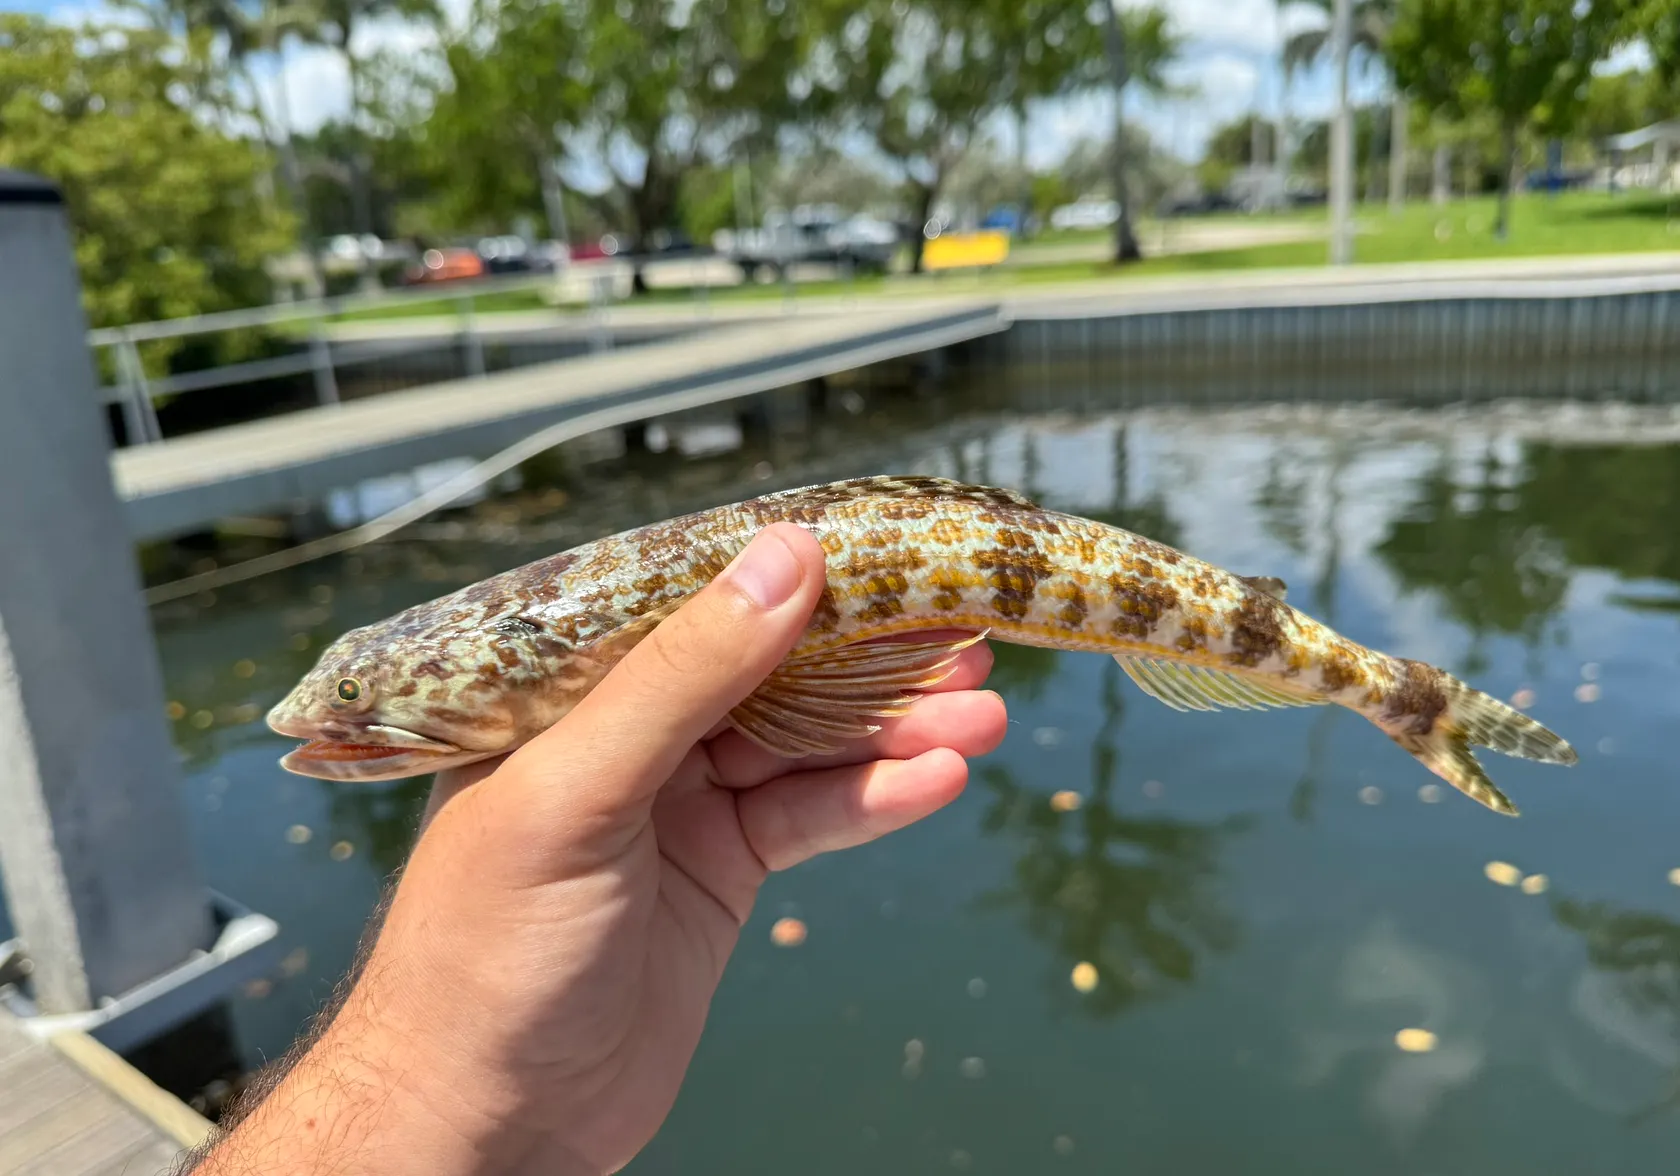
<box><xmin>1240</xmin><ymin>575</ymin><xmax>1289</xmax><ymax>602</ymax></box>
<box><xmin>1114</xmin><ymin>656</ymin><xmax>1326</xmax><ymax>714</ymax></box>
<box><xmin>761</xmin><ymin>476</ymin><xmax>1041</xmax><ymax>513</ymax></box>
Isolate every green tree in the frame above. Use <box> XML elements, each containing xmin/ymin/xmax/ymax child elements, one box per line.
<box><xmin>1390</xmin><ymin>0</ymin><xmax>1622</xmax><ymax>239</ymax></box>
<box><xmin>0</xmin><ymin>15</ymin><xmax>293</xmax><ymax>345</ymax></box>
<box><xmin>130</xmin><ymin>0</ymin><xmax>324</xmax><ymax>288</ymax></box>
<box><xmin>814</xmin><ymin>0</ymin><xmax>1015</xmax><ymax>270</ymax></box>
<box><xmin>315</xmin><ymin>0</ymin><xmax>441</xmax><ymax>238</ymax></box>
<box><xmin>411</xmin><ymin>0</ymin><xmax>588</xmax><ymax>241</ymax></box>
<box><xmin>1092</xmin><ymin>1</ymin><xmax>1179</xmax><ymax>261</ymax></box>
<box><xmin>1280</xmin><ymin>0</ymin><xmax>1409</xmax><ymax>209</ymax></box>
<box><xmin>561</xmin><ymin>0</ymin><xmax>815</xmax><ymax>247</ymax></box>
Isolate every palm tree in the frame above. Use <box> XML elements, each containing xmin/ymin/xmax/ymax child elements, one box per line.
<box><xmin>314</xmin><ymin>0</ymin><xmax>440</xmax><ymax>240</ymax></box>
<box><xmin>1279</xmin><ymin>0</ymin><xmax>1407</xmax><ymax>213</ymax></box>
<box><xmin>137</xmin><ymin>0</ymin><xmax>326</xmax><ymax>292</ymax></box>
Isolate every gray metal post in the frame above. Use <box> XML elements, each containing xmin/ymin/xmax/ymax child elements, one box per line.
<box><xmin>117</xmin><ymin>333</ymin><xmax>162</xmax><ymax>444</ymax></box>
<box><xmin>458</xmin><ymin>295</ymin><xmax>486</xmax><ymax>379</ymax></box>
<box><xmin>0</xmin><ymin>171</ymin><xmax>212</xmax><ymax>1015</ymax></box>
<box><xmin>308</xmin><ymin>319</ymin><xmax>340</xmax><ymax>406</ymax></box>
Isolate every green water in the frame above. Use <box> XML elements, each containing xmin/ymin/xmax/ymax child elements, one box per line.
<box><xmin>134</xmin><ymin>372</ymin><xmax>1680</xmax><ymax>1172</ymax></box>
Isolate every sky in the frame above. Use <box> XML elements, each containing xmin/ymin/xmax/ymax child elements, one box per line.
<box><xmin>16</xmin><ymin>0</ymin><xmax>1659</xmax><ymax>171</ymax></box>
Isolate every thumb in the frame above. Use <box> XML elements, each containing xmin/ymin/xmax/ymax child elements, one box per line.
<box><xmin>505</xmin><ymin>522</ymin><xmax>827</xmax><ymax>819</ymax></box>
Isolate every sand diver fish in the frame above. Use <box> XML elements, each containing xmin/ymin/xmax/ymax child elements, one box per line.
<box><xmin>267</xmin><ymin>475</ymin><xmax>1576</xmax><ymax>815</ymax></box>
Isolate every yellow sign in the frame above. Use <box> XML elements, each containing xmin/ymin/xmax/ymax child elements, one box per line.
<box><xmin>923</xmin><ymin>230</ymin><xmax>1010</xmax><ymax>271</ymax></box>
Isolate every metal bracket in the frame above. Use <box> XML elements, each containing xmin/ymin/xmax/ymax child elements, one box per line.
<box><xmin>1</xmin><ymin>890</ymin><xmax>282</xmax><ymax>1055</ymax></box>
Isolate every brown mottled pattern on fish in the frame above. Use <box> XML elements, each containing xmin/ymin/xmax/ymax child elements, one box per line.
<box><xmin>268</xmin><ymin>476</ymin><xmax>1577</xmax><ymax>815</ymax></box>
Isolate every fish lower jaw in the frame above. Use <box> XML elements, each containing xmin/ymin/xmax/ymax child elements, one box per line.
<box><xmin>278</xmin><ymin>739</ymin><xmax>481</xmax><ymax>782</ymax></box>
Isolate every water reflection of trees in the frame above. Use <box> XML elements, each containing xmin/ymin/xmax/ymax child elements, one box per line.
<box><xmin>1373</xmin><ymin>440</ymin><xmax>1680</xmax><ymax>654</ymax></box>
<box><xmin>1376</xmin><ymin>447</ymin><xmax>1571</xmax><ymax>674</ymax></box>
<box><xmin>1553</xmin><ymin>895</ymin><xmax>1680</xmax><ymax>1123</ymax></box>
<box><xmin>977</xmin><ymin>658</ymin><xmax>1250</xmax><ymax>1019</ymax></box>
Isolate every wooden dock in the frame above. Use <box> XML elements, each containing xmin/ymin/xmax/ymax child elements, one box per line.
<box><xmin>0</xmin><ymin>1011</ymin><xmax>205</xmax><ymax>1175</ymax></box>
<box><xmin>112</xmin><ymin>299</ymin><xmax>1004</xmax><ymax>542</ymax></box>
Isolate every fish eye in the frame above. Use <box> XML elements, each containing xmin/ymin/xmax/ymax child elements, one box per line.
<box><xmin>336</xmin><ymin>678</ymin><xmax>363</xmax><ymax>703</ymax></box>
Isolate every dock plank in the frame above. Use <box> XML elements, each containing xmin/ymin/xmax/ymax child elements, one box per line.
<box><xmin>0</xmin><ymin>1013</ymin><xmax>191</xmax><ymax>1176</ymax></box>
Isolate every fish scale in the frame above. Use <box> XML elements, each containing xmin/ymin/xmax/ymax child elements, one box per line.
<box><xmin>268</xmin><ymin>475</ymin><xmax>1577</xmax><ymax>815</ymax></box>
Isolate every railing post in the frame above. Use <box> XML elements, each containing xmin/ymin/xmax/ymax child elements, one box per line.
<box><xmin>458</xmin><ymin>293</ymin><xmax>486</xmax><ymax>379</ymax></box>
<box><xmin>0</xmin><ymin>169</ymin><xmax>214</xmax><ymax>1014</ymax></box>
<box><xmin>308</xmin><ymin>313</ymin><xmax>340</xmax><ymax>406</ymax></box>
<box><xmin>117</xmin><ymin>331</ymin><xmax>162</xmax><ymax>444</ymax></box>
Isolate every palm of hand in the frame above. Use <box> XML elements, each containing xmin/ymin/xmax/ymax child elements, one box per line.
<box><xmin>393</xmin><ymin>637</ymin><xmax>1002</xmax><ymax>1173</ymax></box>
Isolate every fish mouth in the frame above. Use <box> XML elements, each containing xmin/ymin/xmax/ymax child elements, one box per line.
<box><xmin>272</xmin><ymin>721</ymin><xmax>467</xmax><ymax>781</ymax></box>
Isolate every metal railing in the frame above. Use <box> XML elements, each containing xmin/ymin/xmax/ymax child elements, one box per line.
<box><xmin>85</xmin><ymin>265</ymin><xmax>650</xmax><ymax>447</ymax></box>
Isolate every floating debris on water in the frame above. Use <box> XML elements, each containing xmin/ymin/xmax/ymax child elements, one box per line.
<box><xmin>958</xmin><ymin>1056</ymin><xmax>986</xmax><ymax>1079</ymax></box>
<box><xmin>1395</xmin><ymin>1028</ymin><xmax>1438</xmax><ymax>1053</ymax></box>
<box><xmin>233</xmin><ymin>659</ymin><xmax>256</xmax><ymax>678</ymax></box>
<box><xmin>1141</xmin><ymin>780</ymin><xmax>1164</xmax><ymax>799</ymax></box>
<box><xmin>1071</xmin><ymin>962</ymin><xmax>1099</xmax><ymax>993</ymax></box>
<box><xmin>1598</xmin><ymin>737</ymin><xmax>1615</xmax><ymax>756</ymax></box>
<box><xmin>752</xmin><ymin>461</ymin><xmax>775</xmax><ymax>480</ymax></box>
<box><xmin>166</xmin><ymin>701</ymin><xmax>185</xmax><ymax>721</ymax></box>
<box><xmin>1418</xmin><ymin>784</ymin><xmax>1442</xmax><ymax>803</ymax></box>
<box><xmin>1032</xmin><ymin>726</ymin><xmax>1063</xmax><ymax>747</ymax></box>
<box><xmin>286</xmin><ymin>824</ymin><xmax>313</xmax><ymax>845</ymax></box>
<box><xmin>967</xmin><ymin>978</ymin><xmax>987</xmax><ymax>999</ymax></box>
<box><xmin>242</xmin><ymin>978</ymin><xmax>273</xmax><ymax>1000</ymax></box>
<box><xmin>191</xmin><ymin>709</ymin><xmax>214</xmax><ymax>730</ymax></box>
<box><xmin>1484</xmin><ymin>861</ymin><xmax>1522</xmax><ymax>887</ymax></box>
<box><xmin>1574</xmin><ymin>683</ymin><xmax>1601</xmax><ymax>704</ymax></box>
<box><xmin>1049</xmin><ymin>790</ymin><xmax>1082</xmax><ymax>813</ymax></box>
<box><xmin>1053</xmin><ymin>1135</ymin><xmax>1075</xmax><ymax>1157</ymax></box>
<box><xmin>330</xmin><ymin>840</ymin><xmax>355</xmax><ymax>862</ymax></box>
<box><xmin>1510</xmin><ymin>687</ymin><xmax>1536</xmax><ymax>709</ymax></box>
<box><xmin>279</xmin><ymin>947</ymin><xmax>310</xmax><ymax>977</ymax></box>
<box><xmin>289</xmin><ymin>633</ymin><xmax>311</xmax><ymax>651</ymax></box>
<box><xmin>1359</xmin><ymin>785</ymin><xmax>1384</xmax><ymax>806</ymax></box>
<box><xmin>230</xmin><ymin>703</ymin><xmax>261</xmax><ymax>725</ymax></box>
<box><xmin>770</xmin><ymin>917</ymin><xmax>807</xmax><ymax>947</ymax></box>
<box><xmin>1520</xmin><ymin>874</ymin><xmax>1549</xmax><ymax>895</ymax></box>
<box><xmin>1581</xmin><ymin>662</ymin><xmax>1600</xmax><ymax>681</ymax></box>
<box><xmin>1668</xmin><ymin>868</ymin><xmax>1680</xmax><ymax>887</ymax></box>
<box><xmin>902</xmin><ymin>1039</ymin><xmax>924</xmax><ymax>1079</ymax></box>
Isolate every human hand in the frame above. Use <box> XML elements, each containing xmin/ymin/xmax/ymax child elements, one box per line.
<box><xmin>196</xmin><ymin>523</ymin><xmax>1006</xmax><ymax>1176</ymax></box>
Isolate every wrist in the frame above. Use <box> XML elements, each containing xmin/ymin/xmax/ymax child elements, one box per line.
<box><xmin>198</xmin><ymin>1013</ymin><xmax>598</xmax><ymax>1176</ymax></box>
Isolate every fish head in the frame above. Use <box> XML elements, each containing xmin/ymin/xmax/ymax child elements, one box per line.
<box><xmin>266</xmin><ymin>603</ymin><xmax>608</xmax><ymax>782</ymax></box>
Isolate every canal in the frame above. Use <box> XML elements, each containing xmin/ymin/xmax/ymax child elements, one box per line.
<box><xmin>39</xmin><ymin>356</ymin><xmax>1680</xmax><ymax>1171</ymax></box>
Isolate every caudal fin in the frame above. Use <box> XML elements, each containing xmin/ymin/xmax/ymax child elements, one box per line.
<box><xmin>1383</xmin><ymin>675</ymin><xmax>1577</xmax><ymax>817</ymax></box>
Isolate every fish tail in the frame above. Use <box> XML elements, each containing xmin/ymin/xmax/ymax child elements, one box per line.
<box><xmin>1372</xmin><ymin>663</ymin><xmax>1577</xmax><ymax>817</ymax></box>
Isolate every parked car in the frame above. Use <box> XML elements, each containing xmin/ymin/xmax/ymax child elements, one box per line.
<box><xmin>1049</xmin><ymin>197</ymin><xmax>1121</xmax><ymax>231</ymax></box>
<box><xmin>714</xmin><ymin>205</ymin><xmax>901</xmax><ymax>280</ymax></box>
<box><xmin>404</xmin><ymin>247</ymin><xmax>484</xmax><ymax>284</ymax></box>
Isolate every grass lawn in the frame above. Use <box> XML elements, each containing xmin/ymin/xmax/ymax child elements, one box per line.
<box><xmin>324</xmin><ymin>191</ymin><xmax>1680</xmax><ymax>326</ymax></box>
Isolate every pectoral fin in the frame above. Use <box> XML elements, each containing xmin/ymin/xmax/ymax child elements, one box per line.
<box><xmin>729</xmin><ymin>631</ymin><xmax>989</xmax><ymax>757</ymax></box>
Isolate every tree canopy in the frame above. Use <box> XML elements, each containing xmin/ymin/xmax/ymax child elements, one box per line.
<box><xmin>1390</xmin><ymin>0</ymin><xmax>1624</xmax><ymax>236</ymax></box>
<box><xmin>0</xmin><ymin>14</ymin><xmax>292</xmax><ymax>335</ymax></box>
